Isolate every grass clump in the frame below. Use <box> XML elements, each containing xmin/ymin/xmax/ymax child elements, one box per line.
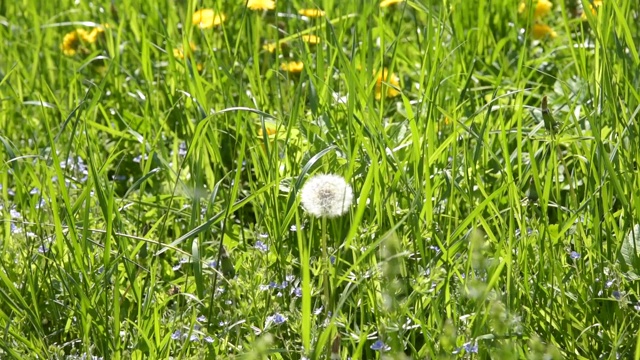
<box><xmin>1</xmin><ymin>0</ymin><xmax>640</xmax><ymax>358</ymax></box>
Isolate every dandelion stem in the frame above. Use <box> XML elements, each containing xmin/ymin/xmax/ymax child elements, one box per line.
<box><xmin>321</xmin><ymin>216</ymin><xmax>332</xmax><ymax>313</ymax></box>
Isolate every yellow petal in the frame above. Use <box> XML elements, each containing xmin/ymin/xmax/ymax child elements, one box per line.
<box><xmin>532</xmin><ymin>23</ymin><xmax>557</xmax><ymax>39</ymax></box>
<box><xmin>301</xmin><ymin>34</ymin><xmax>320</xmax><ymax>44</ymax></box>
<box><xmin>375</xmin><ymin>68</ymin><xmax>401</xmax><ymax>99</ymax></box>
<box><xmin>192</xmin><ymin>9</ymin><xmax>226</xmax><ymax>29</ymax></box>
<box><xmin>280</xmin><ymin>61</ymin><xmax>304</xmax><ymax>73</ymax></box>
<box><xmin>298</xmin><ymin>8</ymin><xmax>325</xmax><ymax>17</ymax></box>
<box><xmin>246</xmin><ymin>0</ymin><xmax>276</xmax><ymax>11</ymax></box>
<box><xmin>380</xmin><ymin>0</ymin><xmax>404</xmax><ymax>7</ymax></box>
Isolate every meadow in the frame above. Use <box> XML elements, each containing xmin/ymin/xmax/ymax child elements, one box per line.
<box><xmin>1</xmin><ymin>0</ymin><xmax>640</xmax><ymax>358</ymax></box>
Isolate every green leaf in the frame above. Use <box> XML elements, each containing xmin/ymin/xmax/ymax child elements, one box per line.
<box><xmin>620</xmin><ymin>224</ymin><xmax>640</xmax><ymax>279</ymax></box>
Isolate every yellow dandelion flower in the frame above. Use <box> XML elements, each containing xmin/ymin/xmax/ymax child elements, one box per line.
<box><xmin>380</xmin><ymin>0</ymin><xmax>404</xmax><ymax>7</ymax></box>
<box><xmin>298</xmin><ymin>8</ymin><xmax>325</xmax><ymax>17</ymax></box>
<box><xmin>173</xmin><ymin>42</ymin><xmax>198</xmax><ymax>59</ymax></box>
<box><xmin>257</xmin><ymin>122</ymin><xmax>278</xmax><ymax>137</ymax></box>
<box><xmin>518</xmin><ymin>0</ymin><xmax>553</xmax><ymax>18</ymax></box>
<box><xmin>246</xmin><ymin>0</ymin><xmax>276</xmax><ymax>11</ymax></box>
<box><xmin>532</xmin><ymin>23</ymin><xmax>557</xmax><ymax>39</ymax></box>
<box><xmin>263</xmin><ymin>42</ymin><xmax>280</xmax><ymax>53</ymax></box>
<box><xmin>84</xmin><ymin>24</ymin><xmax>109</xmax><ymax>43</ymax></box>
<box><xmin>301</xmin><ymin>34</ymin><xmax>321</xmax><ymax>44</ymax></box>
<box><xmin>192</xmin><ymin>9</ymin><xmax>226</xmax><ymax>29</ymax></box>
<box><xmin>280</xmin><ymin>61</ymin><xmax>304</xmax><ymax>73</ymax></box>
<box><xmin>374</xmin><ymin>68</ymin><xmax>401</xmax><ymax>100</ymax></box>
<box><xmin>581</xmin><ymin>0</ymin><xmax>602</xmax><ymax>20</ymax></box>
<box><xmin>61</xmin><ymin>29</ymin><xmax>90</xmax><ymax>56</ymax></box>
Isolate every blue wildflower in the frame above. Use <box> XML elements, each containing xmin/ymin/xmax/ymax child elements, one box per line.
<box><xmin>171</xmin><ymin>330</ymin><xmax>182</xmax><ymax>340</ymax></box>
<box><xmin>612</xmin><ymin>291</ymin><xmax>621</xmax><ymax>300</ymax></box>
<box><xmin>463</xmin><ymin>342</ymin><xmax>478</xmax><ymax>353</ymax></box>
<box><xmin>293</xmin><ymin>287</ymin><xmax>302</xmax><ymax>297</ymax></box>
<box><xmin>267</xmin><ymin>313</ymin><xmax>287</xmax><ymax>326</ymax></box>
<box><xmin>254</xmin><ymin>241</ymin><xmax>268</xmax><ymax>252</ymax></box>
<box><xmin>569</xmin><ymin>251</ymin><xmax>580</xmax><ymax>260</ymax></box>
<box><xmin>370</xmin><ymin>340</ymin><xmax>390</xmax><ymax>352</ymax></box>
<box><xmin>190</xmin><ymin>334</ymin><xmax>199</xmax><ymax>342</ymax></box>
<box><xmin>197</xmin><ymin>315</ymin><xmax>206</xmax><ymax>322</ymax></box>
<box><xmin>204</xmin><ymin>336</ymin><xmax>214</xmax><ymax>343</ymax></box>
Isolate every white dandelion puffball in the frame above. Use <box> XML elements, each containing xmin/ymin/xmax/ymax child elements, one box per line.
<box><xmin>299</xmin><ymin>174</ymin><xmax>353</xmax><ymax>218</ymax></box>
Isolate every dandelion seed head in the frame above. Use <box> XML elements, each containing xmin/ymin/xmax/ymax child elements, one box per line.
<box><xmin>300</xmin><ymin>174</ymin><xmax>353</xmax><ymax>218</ymax></box>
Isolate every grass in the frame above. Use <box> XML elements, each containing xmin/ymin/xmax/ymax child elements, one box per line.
<box><xmin>1</xmin><ymin>0</ymin><xmax>640</xmax><ymax>358</ymax></box>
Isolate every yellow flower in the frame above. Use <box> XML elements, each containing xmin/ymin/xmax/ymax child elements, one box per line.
<box><xmin>581</xmin><ymin>0</ymin><xmax>602</xmax><ymax>20</ymax></box>
<box><xmin>380</xmin><ymin>0</ymin><xmax>404</xmax><ymax>7</ymax></box>
<box><xmin>84</xmin><ymin>24</ymin><xmax>109</xmax><ymax>43</ymax></box>
<box><xmin>518</xmin><ymin>0</ymin><xmax>553</xmax><ymax>18</ymax></box>
<box><xmin>61</xmin><ymin>29</ymin><xmax>90</xmax><ymax>56</ymax></box>
<box><xmin>192</xmin><ymin>9</ymin><xmax>226</xmax><ymax>29</ymax></box>
<box><xmin>374</xmin><ymin>68</ymin><xmax>400</xmax><ymax>99</ymax></box>
<box><xmin>280</xmin><ymin>61</ymin><xmax>304</xmax><ymax>73</ymax></box>
<box><xmin>263</xmin><ymin>42</ymin><xmax>279</xmax><ymax>53</ymax></box>
<box><xmin>532</xmin><ymin>23</ymin><xmax>557</xmax><ymax>39</ymax></box>
<box><xmin>257</xmin><ymin>122</ymin><xmax>278</xmax><ymax>137</ymax></box>
<box><xmin>246</xmin><ymin>0</ymin><xmax>276</xmax><ymax>11</ymax></box>
<box><xmin>301</xmin><ymin>35</ymin><xmax>321</xmax><ymax>44</ymax></box>
<box><xmin>298</xmin><ymin>8</ymin><xmax>325</xmax><ymax>17</ymax></box>
<box><xmin>173</xmin><ymin>42</ymin><xmax>198</xmax><ymax>59</ymax></box>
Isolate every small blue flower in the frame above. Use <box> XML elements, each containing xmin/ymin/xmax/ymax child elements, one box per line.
<box><xmin>293</xmin><ymin>287</ymin><xmax>302</xmax><ymax>297</ymax></box>
<box><xmin>612</xmin><ymin>291</ymin><xmax>621</xmax><ymax>300</ymax></box>
<box><xmin>172</xmin><ymin>263</ymin><xmax>182</xmax><ymax>271</ymax></box>
<box><xmin>569</xmin><ymin>251</ymin><xmax>580</xmax><ymax>260</ymax></box>
<box><xmin>254</xmin><ymin>241</ymin><xmax>268</xmax><ymax>252</ymax></box>
<box><xmin>267</xmin><ymin>313</ymin><xmax>287</xmax><ymax>326</ymax></box>
<box><xmin>197</xmin><ymin>315</ymin><xmax>207</xmax><ymax>322</ymax></box>
<box><xmin>329</xmin><ymin>255</ymin><xmax>336</xmax><ymax>265</ymax></box>
<box><xmin>463</xmin><ymin>342</ymin><xmax>478</xmax><ymax>353</ymax></box>
<box><xmin>204</xmin><ymin>336</ymin><xmax>214</xmax><ymax>343</ymax></box>
<box><xmin>171</xmin><ymin>330</ymin><xmax>182</xmax><ymax>340</ymax></box>
<box><xmin>370</xmin><ymin>340</ymin><xmax>390</xmax><ymax>352</ymax></box>
<box><xmin>37</xmin><ymin>245</ymin><xmax>49</xmax><ymax>254</ymax></box>
<box><xmin>269</xmin><ymin>281</ymin><xmax>278</xmax><ymax>289</ymax></box>
<box><xmin>190</xmin><ymin>334</ymin><xmax>199</xmax><ymax>342</ymax></box>
<box><xmin>279</xmin><ymin>281</ymin><xmax>289</xmax><ymax>288</ymax></box>
<box><xmin>208</xmin><ymin>260</ymin><xmax>218</xmax><ymax>269</ymax></box>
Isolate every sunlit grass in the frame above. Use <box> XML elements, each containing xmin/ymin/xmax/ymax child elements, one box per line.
<box><xmin>1</xmin><ymin>0</ymin><xmax>640</xmax><ymax>359</ymax></box>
